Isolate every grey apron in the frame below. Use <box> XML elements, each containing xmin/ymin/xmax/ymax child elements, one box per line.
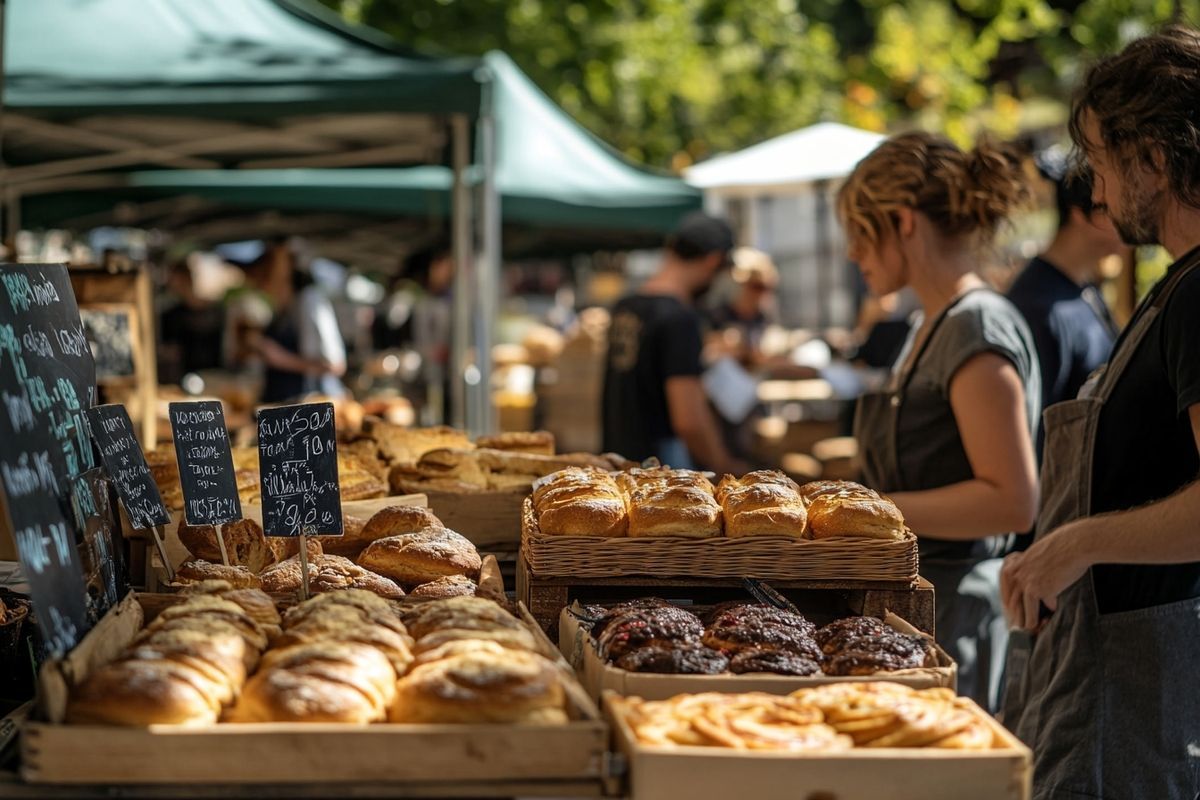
<box><xmin>854</xmin><ymin>290</ymin><xmax>1010</xmax><ymax>711</ymax></box>
<box><xmin>1003</xmin><ymin>255</ymin><xmax>1200</xmax><ymax>800</ymax></box>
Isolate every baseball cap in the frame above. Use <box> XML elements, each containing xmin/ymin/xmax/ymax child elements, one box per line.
<box><xmin>666</xmin><ymin>212</ymin><xmax>735</xmax><ymax>263</ymax></box>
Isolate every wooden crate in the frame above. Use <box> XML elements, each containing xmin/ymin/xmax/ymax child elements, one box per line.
<box><xmin>606</xmin><ymin>692</ymin><xmax>1031</xmax><ymax>800</ymax></box>
<box><xmin>516</xmin><ymin>553</ymin><xmax>936</xmax><ymax>642</ymax></box>
<box><xmin>560</xmin><ymin>608</ymin><xmax>957</xmax><ymax>701</ymax></box>
<box><xmin>21</xmin><ymin>594</ymin><xmax>610</xmax><ymax>792</ymax></box>
<box><xmin>420</xmin><ymin>488</ymin><xmax>527</xmax><ymax>549</ymax></box>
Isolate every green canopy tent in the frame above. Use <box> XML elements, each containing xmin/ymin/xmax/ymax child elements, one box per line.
<box><xmin>1</xmin><ymin>0</ymin><xmax>497</xmax><ymax>429</ymax></box>
<box><xmin>18</xmin><ymin>52</ymin><xmax>700</xmax><ymax>240</ymax></box>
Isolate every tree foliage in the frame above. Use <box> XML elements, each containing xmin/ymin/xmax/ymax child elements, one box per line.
<box><xmin>321</xmin><ymin>0</ymin><xmax>1197</xmax><ymax>167</ymax></box>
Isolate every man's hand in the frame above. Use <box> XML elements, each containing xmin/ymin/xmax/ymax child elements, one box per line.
<box><xmin>1000</xmin><ymin>521</ymin><xmax>1093</xmax><ymax>631</ymax></box>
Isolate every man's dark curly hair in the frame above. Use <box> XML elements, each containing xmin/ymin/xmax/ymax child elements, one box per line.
<box><xmin>1069</xmin><ymin>24</ymin><xmax>1200</xmax><ymax>209</ymax></box>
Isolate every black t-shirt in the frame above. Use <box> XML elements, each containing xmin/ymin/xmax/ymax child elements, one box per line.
<box><xmin>1090</xmin><ymin>253</ymin><xmax>1200</xmax><ymax>613</ymax></box>
<box><xmin>602</xmin><ymin>294</ymin><xmax>704</xmax><ymax>462</ymax></box>
<box><xmin>1007</xmin><ymin>256</ymin><xmax>1117</xmax><ymax>461</ymax></box>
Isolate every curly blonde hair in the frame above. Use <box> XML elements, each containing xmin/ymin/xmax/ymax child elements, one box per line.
<box><xmin>837</xmin><ymin>132</ymin><xmax>1030</xmax><ymax>249</ymax></box>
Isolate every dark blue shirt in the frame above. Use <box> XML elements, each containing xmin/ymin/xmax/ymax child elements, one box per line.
<box><xmin>1007</xmin><ymin>256</ymin><xmax>1117</xmax><ymax>459</ymax></box>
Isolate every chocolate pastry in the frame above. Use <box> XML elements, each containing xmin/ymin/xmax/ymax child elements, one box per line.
<box><xmin>702</xmin><ymin>604</ymin><xmax>820</xmax><ymax>658</ymax></box>
<box><xmin>814</xmin><ymin>616</ymin><xmax>891</xmax><ymax>654</ymax></box>
<box><xmin>821</xmin><ymin>633</ymin><xmax>932</xmax><ymax>676</ymax></box>
<box><xmin>729</xmin><ymin>649</ymin><xmax>822</xmax><ymax>676</ymax></box>
<box><xmin>589</xmin><ymin>598</ymin><xmax>673</xmax><ymax>640</ymax></box>
<box><xmin>615</xmin><ymin>644</ymin><xmax>729</xmax><ymax>674</ymax></box>
<box><xmin>597</xmin><ymin>606</ymin><xmax>703</xmax><ymax>661</ymax></box>
<box><xmin>704</xmin><ymin>604</ymin><xmax>817</xmax><ymax>639</ymax></box>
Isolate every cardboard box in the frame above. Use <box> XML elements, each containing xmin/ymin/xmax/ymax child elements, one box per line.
<box><xmin>22</xmin><ymin>593</ymin><xmax>609</xmax><ymax>791</ymax></box>
<box><xmin>560</xmin><ymin>606</ymin><xmax>956</xmax><ymax>701</ymax></box>
<box><xmin>606</xmin><ymin>692</ymin><xmax>1032</xmax><ymax>800</ymax></box>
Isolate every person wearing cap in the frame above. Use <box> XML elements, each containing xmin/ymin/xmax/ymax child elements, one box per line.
<box><xmin>706</xmin><ymin>247</ymin><xmax>780</xmax><ymax>366</ymax></box>
<box><xmin>1006</xmin><ymin>150</ymin><xmax>1124</xmax><ymax>463</ymax></box>
<box><xmin>602</xmin><ymin>212</ymin><xmax>750</xmax><ymax>474</ymax></box>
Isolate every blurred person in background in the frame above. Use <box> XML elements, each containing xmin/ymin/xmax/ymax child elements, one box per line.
<box><xmin>839</xmin><ymin>132</ymin><xmax>1040</xmax><ymax>711</ymax></box>
<box><xmin>249</xmin><ymin>239</ymin><xmax>347</xmax><ymax>404</ymax></box>
<box><xmin>1007</xmin><ymin>149</ymin><xmax>1123</xmax><ymax>463</ymax></box>
<box><xmin>159</xmin><ymin>258</ymin><xmax>224</xmax><ymax>384</ymax></box>
<box><xmin>1001</xmin><ymin>27</ymin><xmax>1200</xmax><ymax>799</ymax></box>
<box><xmin>706</xmin><ymin>247</ymin><xmax>779</xmax><ymax>366</ymax></box>
<box><xmin>603</xmin><ymin>212</ymin><xmax>749</xmax><ymax>474</ymax></box>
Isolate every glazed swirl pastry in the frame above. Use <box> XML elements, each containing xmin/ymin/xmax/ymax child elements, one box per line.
<box><xmin>596</xmin><ymin>605</ymin><xmax>705</xmax><ymax>661</ymax></box>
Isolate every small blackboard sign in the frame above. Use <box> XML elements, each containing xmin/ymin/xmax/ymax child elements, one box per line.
<box><xmin>169</xmin><ymin>401</ymin><xmax>242</xmax><ymax>526</ymax></box>
<box><xmin>79</xmin><ymin>305</ymin><xmax>136</xmax><ymax>381</ymax></box>
<box><xmin>0</xmin><ymin>263</ymin><xmax>98</xmax><ymax>655</ymax></box>
<box><xmin>70</xmin><ymin>467</ymin><xmax>129</xmax><ymax>617</ymax></box>
<box><xmin>257</xmin><ymin>402</ymin><xmax>343</xmax><ymax>538</ymax></box>
<box><xmin>85</xmin><ymin>404</ymin><xmax>170</xmax><ymax>530</ymax></box>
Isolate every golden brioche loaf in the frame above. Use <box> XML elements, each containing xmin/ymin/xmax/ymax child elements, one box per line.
<box><xmin>531</xmin><ymin>468</ymin><xmax>627</xmax><ymax>537</ymax></box>
<box><xmin>799</xmin><ymin>480</ymin><xmax>906</xmax><ymax>540</ymax></box>
<box><xmin>718</xmin><ymin>472</ymin><xmax>807</xmax><ymax>538</ymax></box>
<box><xmin>626</xmin><ymin>484</ymin><xmax>723</xmax><ymax>538</ymax></box>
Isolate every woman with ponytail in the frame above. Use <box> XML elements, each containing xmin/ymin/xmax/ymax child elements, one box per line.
<box><xmin>837</xmin><ymin>132</ymin><xmax>1040</xmax><ymax>710</ymax></box>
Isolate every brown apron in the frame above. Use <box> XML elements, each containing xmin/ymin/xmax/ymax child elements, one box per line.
<box><xmin>1003</xmin><ymin>255</ymin><xmax>1200</xmax><ymax>800</ymax></box>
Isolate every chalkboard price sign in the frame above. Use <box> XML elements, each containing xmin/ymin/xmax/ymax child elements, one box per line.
<box><xmin>169</xmin><ymin>401</ymin><xmax>242</xmax><ymax>526</ymax></box>
<box><xmin>0</xmin><ymin>263</ymin><xmax>98</xmax><ymax>655</ymax></box>
<box><xmin>257</xmin><ymin>402</ymin><xmax>343</xmax><ymax>538</ymax></box>
<box><xmin>85</xmin><ymin>404</ymin><xmax>170</xmax><ymax>530</ymax></box>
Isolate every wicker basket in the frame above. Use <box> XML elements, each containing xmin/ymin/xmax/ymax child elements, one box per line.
<box><xmin>521</xmin><ymin>499</ymin><xmax>919</xmax><ymax>582</ymax></box>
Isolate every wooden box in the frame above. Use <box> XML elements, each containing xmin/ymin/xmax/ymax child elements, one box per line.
<box><xmin>606</xmin><ymin>692</ymin><xmax>1032</xmax><ymax>800</ymax></box>
<box><xmin>421</xmin><ymin>488</ymin><xmax>527</xmax><ymax>549</ymax></box>
<box><xmin>560</xmin><ymin>608</ymin><xmax>956</xmax><ymax>701</ymax></box>
<box><xmin>21</xmin><ymin>593</ymin><xmax>610</xmax><ymax>793</ymax></box>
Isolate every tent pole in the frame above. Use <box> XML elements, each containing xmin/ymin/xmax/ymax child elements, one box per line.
<box><xmin>450</xmin><ymin>114</ymin><xmax>473</xmax><ymax>430</ymax></box>
<box><xmin>475</xmin><ymin>110</ymin><xmax>499</xmax><ymax>435</ymax></box>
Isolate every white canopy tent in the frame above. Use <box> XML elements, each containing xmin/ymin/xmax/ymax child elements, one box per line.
<box><xmin>685</xmin><ymin>122</ymin><xmax>886</xmax><ymax>329</ymax></box>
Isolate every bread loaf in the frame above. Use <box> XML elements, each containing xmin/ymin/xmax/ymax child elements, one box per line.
<box><xmin>259</xmin><ymin>553</ymin><xmax>406</xmax><ymax>600</ymax></box>
<box><xmin>799</xmin><ymin>480</ymin><xmax>906</xmax><ymax>540</ymax></box>
<box><xmin>178</xmin><ymin>518</ymin><xmax>275</xmax><ymax>573</ymax></box>
<box><xmin>531</xmin><ymin>467</ymin><xmax>627</xmax><ymax>537</ymax></box>
<box><xmin>174</xmin><ymin>560</ymin><xmax>262</xmax><ymax>589</ymax></box>
<box><xmin>390</xmin><ymin>650</ymin><xmax>567</xmax><ymax>724</ymax></box>
<box><xmin>717</xmin><ymin>471</ymin><xmax>807</xmax><ymax>538</ymax></box>
<box><xmin>356</xmin><ymin>527</ymin><xmax>481</xmax><ymax>587</ymax></box>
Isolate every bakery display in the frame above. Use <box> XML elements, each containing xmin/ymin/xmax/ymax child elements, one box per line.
<box><xmin>617</xmin><ymin>683</ymin><xmax>997</xmax><ymax>751</ymax></box>
<box><xmin>580</xmin><ymin>600</ymin><xmax>934</xmax><ymax>678</ymax></box>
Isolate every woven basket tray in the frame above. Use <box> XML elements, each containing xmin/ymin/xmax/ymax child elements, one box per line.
<box><xmin>521</xmin><ymin>499</ymin><xmax>919</xmax><ymax>582</ymax></box>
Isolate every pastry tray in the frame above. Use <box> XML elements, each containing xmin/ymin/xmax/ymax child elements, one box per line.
<box><xmin>21</xmin><ymin>593</ymin><xmax>610</xmax><ymax>791</ymax></box>
<box><xmin>605</xmin><ymin>691</ymin><xmax>1031</xmax><ymax>800</ymax></box>
<box><xmin>559</xmin><ymin>607</ymin><xmax>956</xmax><ymax>701</ymax></box>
